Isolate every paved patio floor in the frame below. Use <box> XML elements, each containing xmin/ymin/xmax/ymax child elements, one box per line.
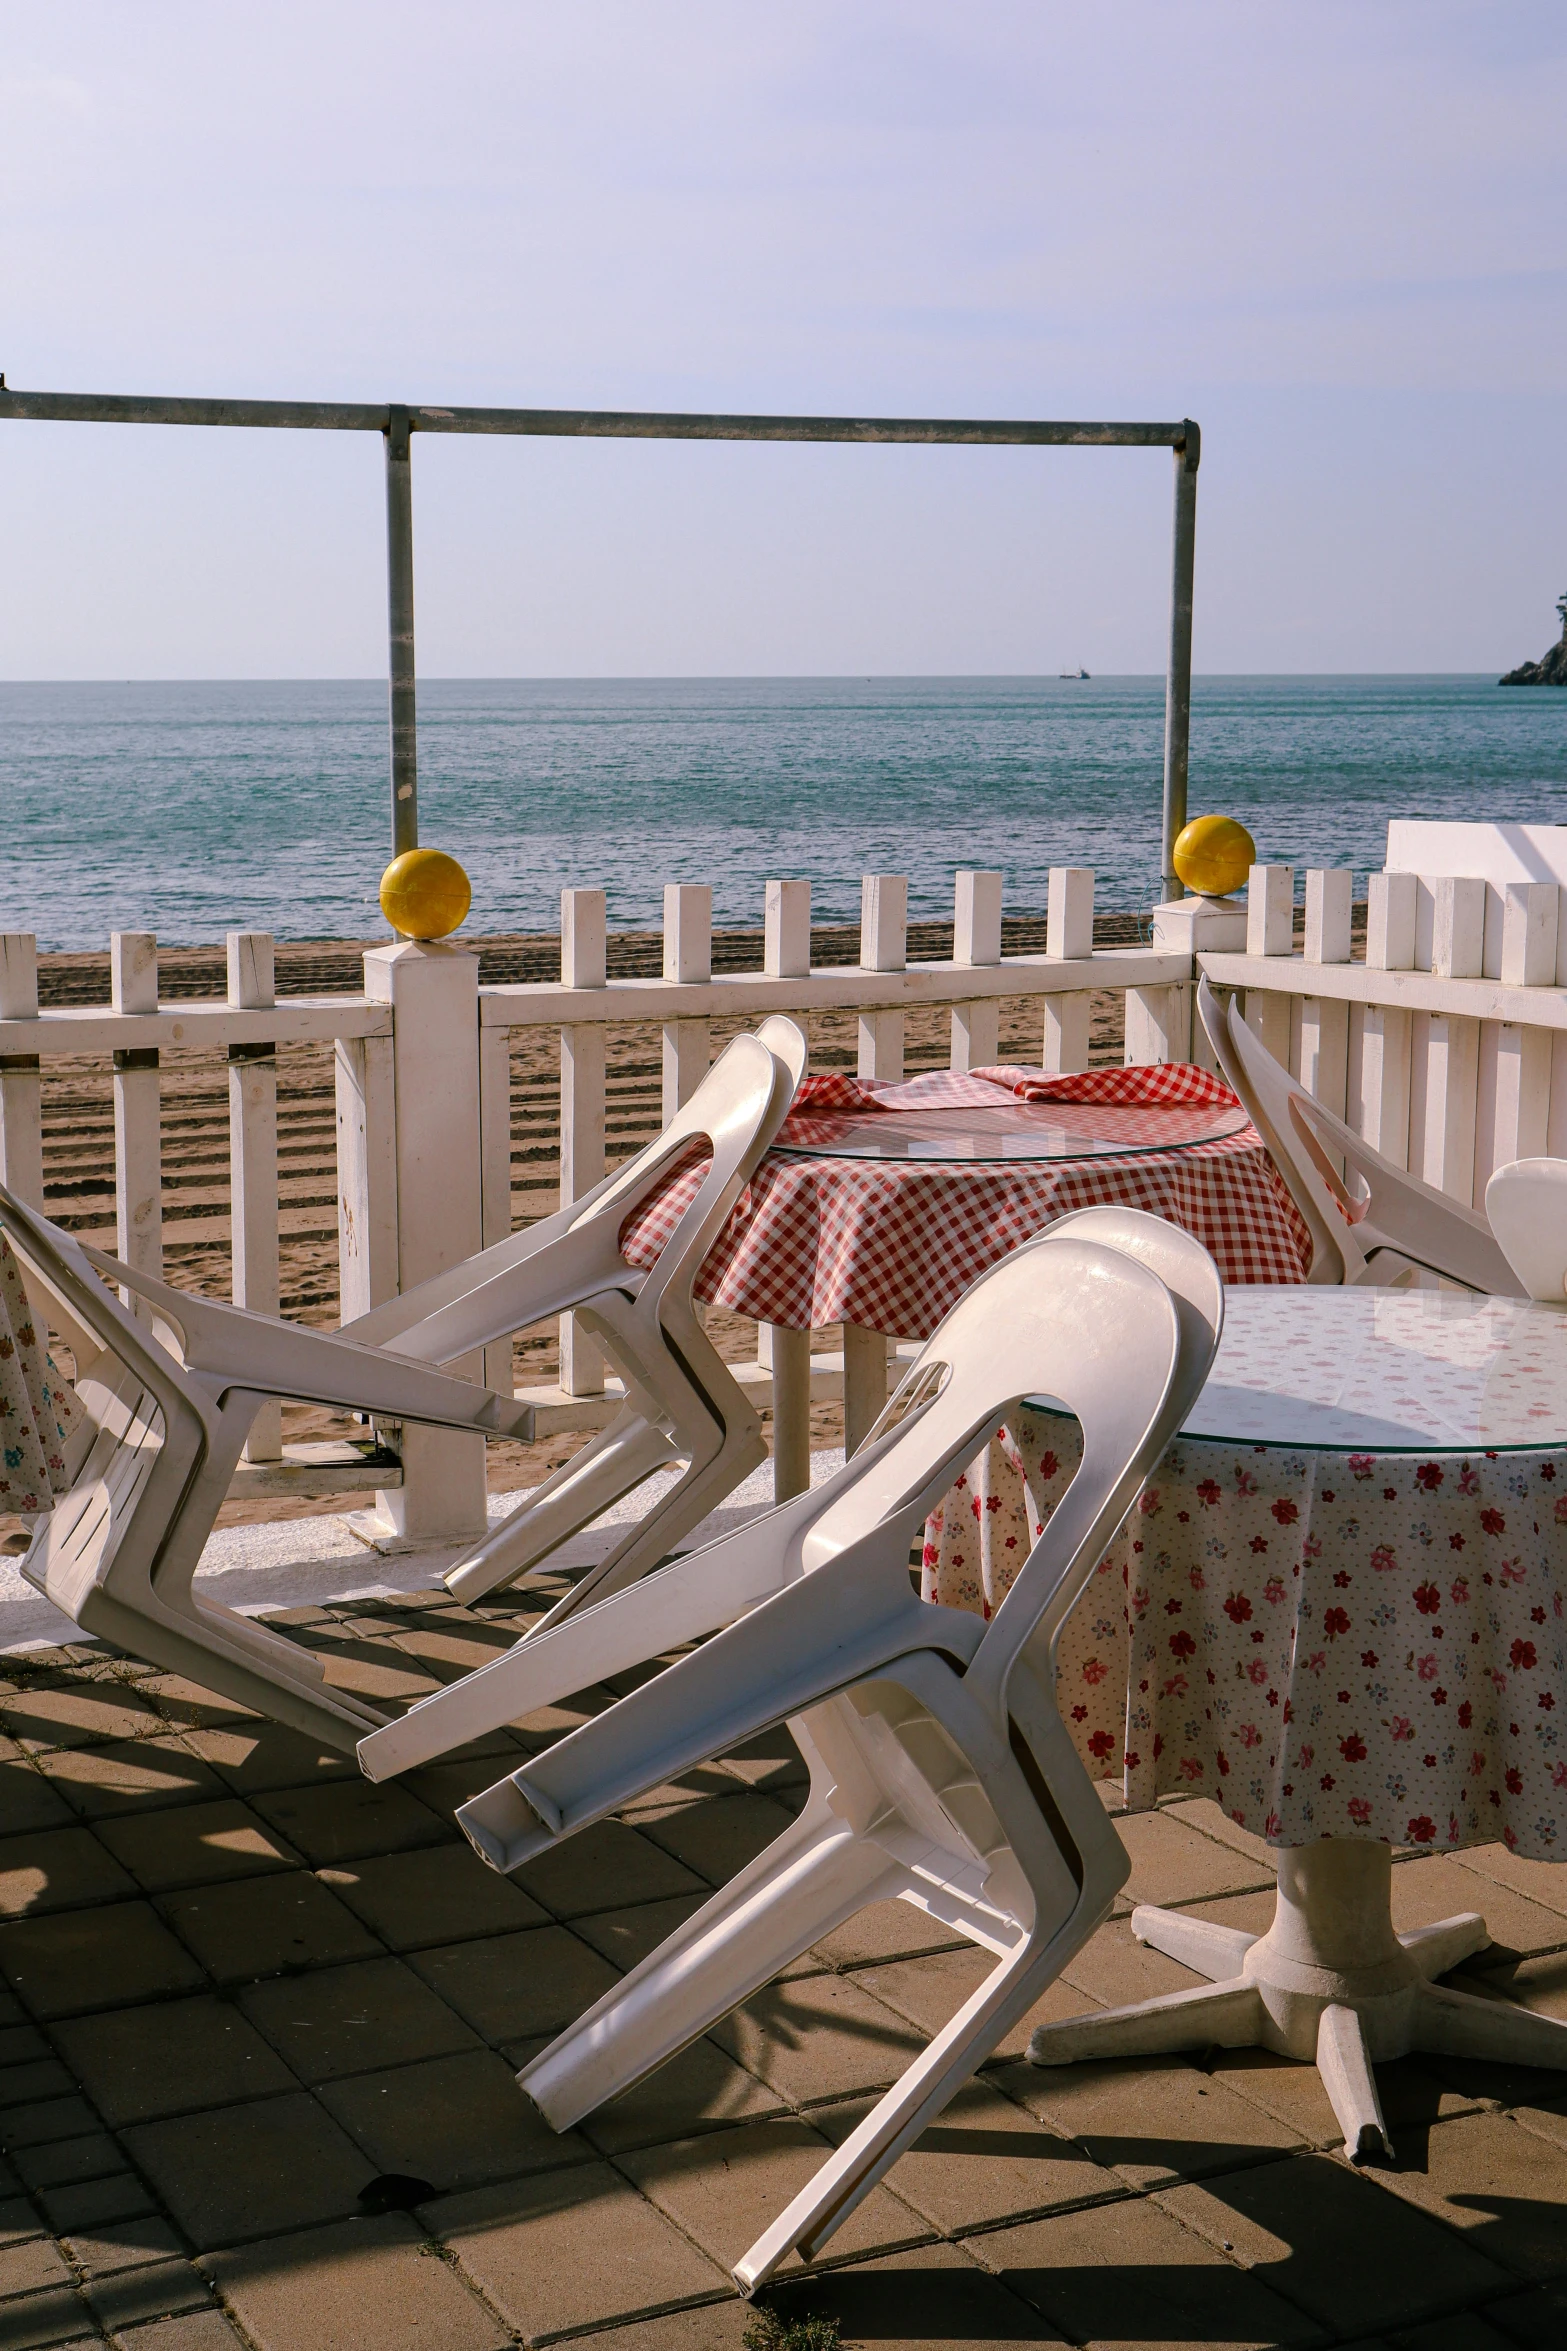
<box><xmin>0</xmin><ymin>1580</ymin><xmax>1565</xmax><ymax>2351</ymax></box>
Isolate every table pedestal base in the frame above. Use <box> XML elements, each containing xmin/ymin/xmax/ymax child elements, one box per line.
<box><xmin>1028</xmin><ymin>1841</ymin><xmax>1567</xmax><ymax>2164</ymax></box>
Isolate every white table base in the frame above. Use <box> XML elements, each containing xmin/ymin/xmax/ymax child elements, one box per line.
<box><xmin>1028</xmin><ymin>1842</ymin><xmax>1567</xmax><ymax>2164</ymax></box>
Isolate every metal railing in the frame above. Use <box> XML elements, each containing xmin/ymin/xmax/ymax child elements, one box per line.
<box><xmin>0</xmin><ymin>384</ymin><xmax>1202</xmax><ymax>896</ymax></box>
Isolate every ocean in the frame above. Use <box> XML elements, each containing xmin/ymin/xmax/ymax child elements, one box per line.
<box><xmin>3</xmin><ymin>675</ymin><xmax>1564</xmax><ymax>953</ymax></box>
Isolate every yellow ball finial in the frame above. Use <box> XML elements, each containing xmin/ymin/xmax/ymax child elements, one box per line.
<box><xmin>379</xmin><ymin>848</ymin><xmax>473</xmax><ymax>941</ymax></box>
<box><xmin>1172</xmin><ymin>815</ymin><xmax>1256</xmax><ymax>901</ymax></box>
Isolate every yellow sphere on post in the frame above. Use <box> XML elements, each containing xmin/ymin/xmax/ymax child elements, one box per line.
<box><xmin>1171</xmin><ymin>815</ymin><xmax>1256</xmax><ymax>901</ymax></box>
<box><xmin>379</xmin><ymin>849</ymin><xmax>473</xmax><ymax>941</ymax></box>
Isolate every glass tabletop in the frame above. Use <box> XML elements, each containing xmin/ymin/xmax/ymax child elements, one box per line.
<box><xmin>771</xmin><ymin>1098</ymin><xmax>1253</xmax><ymax>1164</ymax></box>
<box><xmin>1177</xmin><ymin>1290</ymin><xmax>1567</xmax><ymax>1453</ymax></box>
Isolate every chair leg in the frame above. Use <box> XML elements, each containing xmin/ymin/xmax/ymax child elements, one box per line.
<box><xmin>522</xmin><ymin>1429</ymin><xmax>767</xmax><ymax>1633</ymax></box>
<box><xmin>520</xmin><ymin>1799</ymin><xmax>902</xmax><ymax>2133</ymax></box>
<box><xmin>444</xmin><ymin>1413</ymin><xmax>680</xmax><ymax>1604</ymax></box>
<box><xmin>736</xmin><ymin>1923</ymin><xmax>1067</xmax><ymax>2294</ymax></box>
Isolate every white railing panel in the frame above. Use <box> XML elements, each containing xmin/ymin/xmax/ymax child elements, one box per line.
<box><xmin>662</xmin><ymin>882</ymin><xmax>712</xmax><ymax>1119</ymax></box>
<box><xmin>857</xmin><ymin>873</ymin><xmax>907</xmax><ymax>1080</ymax></box>
<box><xmin>950</xmin><ymin>869</ymin><xmax>1002</xmax><ymax>1071</ymax></box>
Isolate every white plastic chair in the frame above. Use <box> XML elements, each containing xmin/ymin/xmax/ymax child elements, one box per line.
<box><xmin>0</xmin><ymin>1181</ymin><xmax>534</xmax><ymax>1752</ymax></box>
<box><xmin>1197</xmin><ymin>976</ymin><xmax>1520</xmax><ymax>1294</ymax></box>
<box><xmin>445</xmin><ymin>1208</ymin><xmax>1222</xmax><ymax>2290</ymax></box>
<box><xmin>340</xmin><ymin>1016</ymin><xmax>808</xmax><ymax>1620</ymax></box>
<box><xmin>1483</xmin><ymin>1158</ymin><xmax>1567</xmax><ymax>1302</ymax></box>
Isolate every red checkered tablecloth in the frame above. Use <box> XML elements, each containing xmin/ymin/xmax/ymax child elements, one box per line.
<box><xmin>618</xmin><ymin>1063</ymin><xmax>1311</xmax><ymax>1336</ymax></box>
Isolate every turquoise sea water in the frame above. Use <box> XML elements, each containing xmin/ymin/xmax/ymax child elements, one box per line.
<box><xmin>2</xmin><ymin>675</ymin><xmax>1564</xmax><ymax>951</ymax></box>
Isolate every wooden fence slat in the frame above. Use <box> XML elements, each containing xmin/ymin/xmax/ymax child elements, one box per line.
<box><xmin>662</xmin><ymin>883</ymin><xmax>712</xmax><ymax>1120</ymax></box>
<box><xmin>110</xmin><ymin>932</ymin><xmax>162</xmax><ymax>1318</ymax></box>
<box><xmin>857</xmin><ymin>874</ymin><xmax>906</xmax><ymax>1080</ymax></box>
<box><xmin>335</xmin><ymin>1033</ymin><xmax>399</xmax><ymax>1320</ymax></box>
<box><xmin>226</xmin><ymin>932</ymin><xmax>281</xmax><ymax>1459</ymax></box>
<box><xmin>560</xmin><ymin>888</ymin><xmax>608</xmax><ymax>1398</ymax></box>
<box><xmin>950</xmin><ymin>870</ymin><xmax>1002</xmax><ymax>1071</ymax></box>
<box><xmin>0</xmin><ymin>934</ymin><xmax>43</xmax><ymax>1212</ymax></box>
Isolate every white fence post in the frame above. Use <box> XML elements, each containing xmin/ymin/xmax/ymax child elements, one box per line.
<box><xmin>111</xmin><ymin>932</ymin><xmax>162</xmax><ymax>1319</ymax></box>
<box><xmin>760</xmin><ymin>878</ymin><xmax>813</xmax><ymax>1500</ymax></box>
<box><xmin>1241</xmin><ymin>866</ymin><xmax>1294</xmax><ymax>1068</ymax></box>
<box><xmin>226</xmin><ymin>932</ymin><xmax>282</xmax><ymax>1461</ymax></box>
<box><xmin>1352</xmin><ymin>872</ymin><xmax>1415</xmax><ymax>1167</ymax></box>
<box><xmin>559</xmin><ymin>888</ymin><xmax>608</xmax><ymax>1398</ymax></box>
<box><xmin>1299</xmin><ymin>872</ymin><xmax>1352</xmax><ymax>1141</ymax></box>
<box><xmin>1485</xmin><ymin>883</ymin><xmax>1558</xmax><ymax>1175</ymax></box>
<box><xmin>1125</xmin><ymin>846</ymin><xmax>1188</xmax><ymax>1067</ymax></box>
<box><xmin>0</xmin><ymin>934</ymin><xmax>43</xmax><ymax>1211</ymax></box>
<box><xmin>1043</xmin><ymin>867</ymin><xmax>1094</xmax><ymax>1072</ymax></box>
<box><xmin>950</xmin><ymin>870</ymin><xmax>1002</xmax><ymax>1071</ymax></box>
<box><xmin>662</xmin><ymin>884</ymin><xmax>712</xmax><ymax>1122</ymax></box>
<box><xmin>354</xmin><ymin>939</ymin><xmax>487</xmax><ymax>1547</ymax></box>
<box><xmin>0</xmin><ymin>935</ymin><xmax>46</xmax><ymax>1329</ymax></box>
<box><xmin>857</xmin><ymin>873</ymin><xmax>906</xmax><ymax>1080</ymax></box>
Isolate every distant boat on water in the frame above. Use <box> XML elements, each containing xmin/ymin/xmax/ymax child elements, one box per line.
<box><xmin>1058</xmin><ymin>665</ymin><xmax>1090</xmax><ymax>679</ymax></box>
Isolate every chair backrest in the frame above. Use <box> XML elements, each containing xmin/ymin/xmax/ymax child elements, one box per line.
<box><xmin>1484</xmin><ymin>1159</ymin><xmax>1567</xmax><ymax>1302</ymax></box>
<box><xmin>343</xmin><ymin>1019</ymin><xmax>806</xmax><ymax>1364</ymax></box>
<box><xmin>1196</xmin><ymin>978</ymin><xmax>1356</xmax><ymax>1283</ymax></box>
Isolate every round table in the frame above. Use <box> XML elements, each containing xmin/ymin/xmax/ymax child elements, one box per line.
<box><xmin>618</xmin><ymin>1063</ymin><xmax>1310</xmax><ymax>1485</ymax></box>
<box><xmin>926</xmin><ymin>1286</ymin><xmax>1567</xmax><ymax>2164</ymax></box>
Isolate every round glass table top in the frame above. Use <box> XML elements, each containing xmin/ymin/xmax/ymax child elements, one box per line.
<box><xmin>772</xmin><ymin>1098</ymin><xmax>1252</xmax><ymax>1164</ymax></box>
<box><xmin>1175</xmin><ymin>1290</ymin><xmax>1567</xmax><ymax>1454</ymax></box>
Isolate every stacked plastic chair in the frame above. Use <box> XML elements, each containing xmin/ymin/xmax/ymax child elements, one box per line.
<box><xmin>1484</xmin><ymin>1157</ymin><xmax>1567</xmax><ymax>1302</ymax></box>
<box><xmin>4</xmin><ymin>1015</ymin><xmax>808</xmax><ymax>1748</ymax></box>
<box><xmin>420</xmin><ymin>1206</ymin><xmax>1221</xmax><ymax>2289</ymax></box>
<box><xmin>1196</xmin><ymin>976</ymin><xmax>1521</xmax><ymax>1293</ymax></box>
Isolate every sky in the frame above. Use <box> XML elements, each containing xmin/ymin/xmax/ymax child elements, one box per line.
<box><xmin>2</xmin><ymin>1</ymin><xmax>1565</xmax><ymax>678</ymax></box>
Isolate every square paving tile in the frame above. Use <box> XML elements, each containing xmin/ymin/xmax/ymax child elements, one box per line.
<box><xmin>1191</xmin><ymin>2148</ymin><xmax>1511</xmax><ymax>2335</ymax></box>
<box><xmin>11</xmin><ymin>2136</ymin><xmax>126</xmax><ymax>2195</ymax></box>
<box><xmin>972</xmin><ymin>2190</ymin><xmax>1322</xmax><ymax>2348</ymax></box>
<box><xmin>320</xmin><ymin>1843</ymin><xmax>547</xmax><ymax>1950</ymax></box>
<box><xmin>1388</xmin><ymin>1859</ymin><xmax>1567</xmax><ymax>1962</ymax></box>
<box><xmin>249</xmin><ymin>1782</ymin><xmax>449</xmax><ymax>1869</ymax></box>
<box><xmin>435</xmin><ymin>2160</ymin><xmax>730</xmax><ymax>2339</ymax></box>
<box><xmin>122</xmin><ymin>2092</ymin><xmax>377</xmax><ymax>2251</ymax></box>
<box><xmin>636</xmin><ymin>1793</ymin><xmax>799</xmax><ymax>1887</ymax></box>
<box><xmin>808</xmin><ymin>1899</ymin><xmax>967</xmax><ymax>1972</ymax></box>
<box><xmin>572</xmin><ymin>2033</ymin><xmax>787</xmax><ymax>2157</ymax></box>
<box><xmin>0</xmin><ymin>2238</ymin><xmax>73</xmax><ymax>2300</ymax></box>
<box><xmin>1448</xmin><ymin>1844</ymin><xmax>1567</xmax><ymax>1923</ymax></box>
<box><xmin>35</xmin><ymin>2174</ymin><xmax>153</xmax><ymax>2236</ymax></box>
<box><xmin>1115</xmin><ymin>1807</ymin><xmax>1277</xmax><ymax>1909</ymax></box>
<box><xmin>60</xmin><ymin>2214</ymin><xmax>182</xmax><ymax>2279</ymax></box>
<box><xmin>993</xmin><ymin>2052</ymin><xmax>1304</xmax><ymax>2189</ymax></box>
<box><xmin>1371</xmin><ymin>2109</ymin><xmax>1567</xmax><ymax>2283</ymax></box>
<box><xmin>318</xmin><ymin>2047</ymin><xmax>588</xmax><ymax>2189</ymax></box>
<box><xmin>204</xmin><ymin>2210</ymin><xmax>509</xmax><ymax>2351</ymax></box>
<box><xmin>33</xmin><ymin>1740</ymin><xmax>227</xmax><ymax>1823</ymax></box>
<box><xmin>96</xmin><ymin>1801</ymin><xmax>301</xmax><ymax>1895</ymax></box>
<box><xmin>0</xmin><ymin>1904</ymin><xmax>206</xmax><ymax>2021</ymax></box>
<box><xmin>509</xmin><ymin>1820</ymin><xmax>706</xmax><ymax>1920</ymax></box>
<box><xmin>781</xmin><ymin>2242</ymin><xmax>1071</xmax><ymax>2347</ymax></box>
<box><xmin>1060</xmin><ymin>1915</ymin><xmax>1215</xmax><ymax>2010</ymax></box>
<box><xmin>710</xmin><ymin>1970</ymin><xmax>928</xmax><ymax>2105</ymax></box>
<box><xmin>0</xmin><ymin>1828</ymin><xmax>136</xmax><ymax>1920</ymax></box>
<box><xmin>815</xmin><ymin>2080</ymin><xmax>1124</xmax><ymax>2234</ymax></box>
<box><xmin>409</xmin><ymin>1925</ymin><xmax>619</xmax><ymax>2044</ymax></box>
<box><xmin>158</xmin><ymin>1871</ymin><xmax>381</xmax><ymax>1985</ymax></box>
<box><xmin>236</xmin><ymin>1955</ymin><xmax>478</xmax><ymax>2082</ymax></box>
<box><xmin>178</xmin><ymin>1723</ymin><xmax>360</xmax><ymax>1797</ymax></box>
<box><xmin>53</xmin><ymin>1995</ymin><xmax>297</xmax><ymax>2128</ymax></box>
<box><xmin>621</xmin><ymin>2117</ymin><xmax>933</xmax><ymax>2277</ymax></box>
<box><xmin>0</xmin><ymin>1754</ymin><xmax>76</xmax><ymax>1838</ymax></box>
<box><xmin>0</xmin><ymin>1687</ymin><xmax>164</xmax><ymax>1755</ymax></box>
<box><xmin>851</xmin><ymin>1947</ymin><xmax>1095</xmax><ymax>2065</ymax></box>
<box><xmin>570</xmin><ymin>1894</ymin><xmax>710</xmax><ymax>1975</ymax></box>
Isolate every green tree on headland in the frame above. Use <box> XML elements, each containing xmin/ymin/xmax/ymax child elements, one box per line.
<box><xmin>1499</xmin><ymin>593</ymin><xmax>1567</xmax><ymax>685</ymax></box>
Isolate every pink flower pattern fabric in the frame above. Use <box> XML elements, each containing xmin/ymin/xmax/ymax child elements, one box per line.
<box><xmin>0</xmin><ymin>1234</ymin><xmax>84</xmax><ymax>1517</ymax></box>
<box><xmin>923</xmin><ymin>1415</ymin><xmax>1567</xmax><ymax>1860</ymax></box>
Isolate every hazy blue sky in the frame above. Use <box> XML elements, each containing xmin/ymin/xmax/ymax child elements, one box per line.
<box><xmin>3</xmin><ymin>2</ymin><xmax>1564</xmax><ymax>677</ymax></box>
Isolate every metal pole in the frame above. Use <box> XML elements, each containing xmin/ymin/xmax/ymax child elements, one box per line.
<box><xmin>1161</xmin><ymin>419</ymin><xmax>1200</xmax><ymax>900</ymax></box>
<box><xmin>385</xmin><ymin>405</ymin><xmax>418</xmax><ymax>857</ymax></box>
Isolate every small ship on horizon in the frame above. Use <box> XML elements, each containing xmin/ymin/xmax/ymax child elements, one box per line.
<box><xmin>1057</xmin><ymin>665</ymin><xmax>1090</xmax><ymax>679</ymax></box>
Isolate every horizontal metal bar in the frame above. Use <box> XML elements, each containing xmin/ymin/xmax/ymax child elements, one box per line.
<box><xmin>0</xmin><ymin>386</ymin><xmax>1191</xmax><ymax>450</ymax></box>
<box><xmin>478</xmin><ymin>948</ymin><xmax>1191</xmax><ymax>1029</ymax></box>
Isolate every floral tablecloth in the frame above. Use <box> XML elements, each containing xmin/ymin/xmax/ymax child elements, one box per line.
<box><xmin>619</xmin><ymin>1064</ymin><xmax>1310</xmax><ymax>1335</ymax></box>
<box><xmin>0</xmin><ymin>1233</ymin><xmax>84</xmax><ymax>1520</ymax></box>
<box><xmin>925</xmin><ymin>1292</ymin><xmax>1567</xmax><ymax>1861</ymax></box>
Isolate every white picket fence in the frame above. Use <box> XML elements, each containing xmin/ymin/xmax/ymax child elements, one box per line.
<box><xmin>5</xmin><ymin>844</ymin><xmax>1566</xmax><ymax>1541</ymax></box>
